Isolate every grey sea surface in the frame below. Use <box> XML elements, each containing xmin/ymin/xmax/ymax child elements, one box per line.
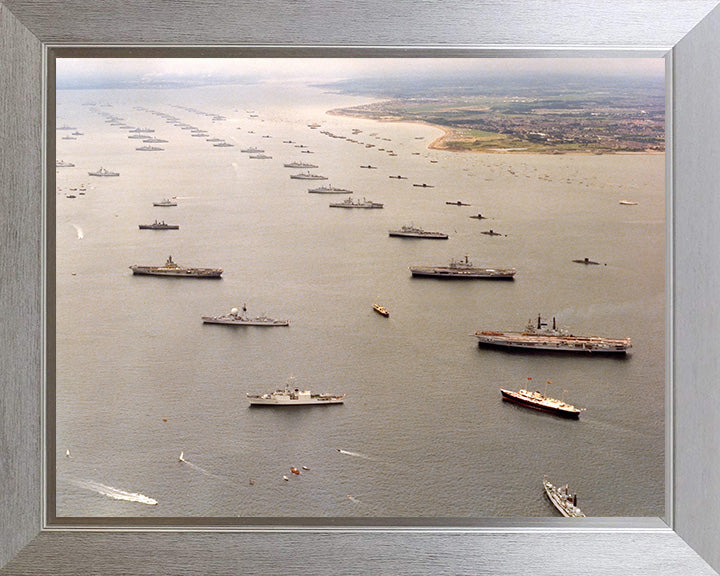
<box><xmin>55</xmin><ymin>82</ymin><xmax>664</xmax><ymax>519</ymax></box>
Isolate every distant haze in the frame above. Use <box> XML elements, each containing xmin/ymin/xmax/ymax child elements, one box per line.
<box><xmin>57</xmin><ymin>57</ymin><xmax>664</xmax><ymax>90</ymax></box>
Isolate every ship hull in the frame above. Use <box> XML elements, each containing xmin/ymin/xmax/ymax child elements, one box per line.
<box><xmin>476</xmin><ymin>333</ymin><xmax>630</xmax><ymax>354</ymax></box>
<box><xmin>500</xmin><ymin>390</ymin><xmax>580</xmax><ymax>418</ymax></box>
<box><xmin>202</xmin><ymin>317</ymin><xmax>288</xmax><ymax>326</ymax></box>
<box><xmin>410</xmin><ymin>267</ymin><xmax>515</xmax><ymax>279</ymax></box>
<box><xmin>130</xmin><ymin>266</ymin><xmax>222</xmax><ymax>278</ymax></box>
<box><xmin>138</xmin><ymin>225</ymin><xmax>179</xmax><ymax>230</ymax></box>
<box><xmin>389</xmin><ymin>232</ymin><xmax>448</xmax><ymax>239</ymax></box>
<box><xmin>247</xmin><ymin>397</ymin><xmax>344</xmax><ymax>406</ymax></box>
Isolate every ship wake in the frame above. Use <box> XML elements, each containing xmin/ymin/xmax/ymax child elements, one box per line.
<box><xmin>337</xmin><ymin>448</ymin><xmax>373</xmax><ymax>460</ymax></box>
<box><xmin>72</xmin><ymin>224</ymin><xmax>84</xmax><ymax>239</ymax></box>
<box><xmin>69</xmin><ymin>478</ymin><xmax>158</xmax><ymax>506</ymax></box>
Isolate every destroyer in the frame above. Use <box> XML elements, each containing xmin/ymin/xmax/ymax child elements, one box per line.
<box><xmin>410</xmin><ymin>255</ymin><xmax>515</xmax><ymax>279</ymax></box>
<box><xmin>88</xmin><ymin>167</ymin><xmax>119</xmax><ymax>177</ymax></box>
<box><xmin>329</xmin><ymin>197</ymin><xmax>383</xmax><ymax>209</ymax></box>
<box><xmin>202</xmin><ymin>306</ymin><xmax>289</xmax><ymax>326</ymax></box>
<box><xmin>291</xmin><ymin>171</ymin><xmax>327</xmax><ymax>180</ymax></box>
<box><xmin>475</xmin><ymin>315</ymin><xmax>631</xmax><ymax>354</ymax></box>
<box><xmin>501</xmin><ymin>382</ymin><xmax>584</xmax><ymax>418</ymax></box>
<box><xmin>129</xmin><ymin>255</ymin><xmax>222</xmax><ymax>278</ymax></box>
<box><xmin>283</xmin><ymin>161</ymin><xmax>318</xmax><ymax>169</ymax></box>
<box><xmin>543</xmin><ymin>478</ymin><xmax>585</xmax><ymax>517</ymax></box>
<box><xmin>153</xmin><ymin>198</ymin><xmax>177</xmax><ymax>207</ymax></box>
<box><xmin>389</xmin><ymin>225</ymin><xmax>448</xmax><ymax>239</ymax></box>
<box><xmin>247</xmin><ymin>379</ymin><xmax>345</xmax><ymax>406</ymax></box>
<box><xmin>138</xmin><ymin>220</ymin><xmax>179</xmax><ymax>230</ymax></box>
<box><xmin>308</xmin><ymin>185</ymin><xmax>352</xmax><ymax>194</ymax></box>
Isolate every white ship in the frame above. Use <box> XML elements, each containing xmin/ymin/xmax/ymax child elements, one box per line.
<box><xmin>543</xmin><ymin>478</ymin><xmax>586</xmax><ymax>517</ymax></box>
<box><xmin>88</xmin><ymin>167</ymin><xmax>119</xmax><ymax>177</ymax></box>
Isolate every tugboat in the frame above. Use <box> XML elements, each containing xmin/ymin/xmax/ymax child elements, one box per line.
<box><xmin>500</xmin><ymin>379</ymin><xmax>584</xmax><ymax>418</ymax></box>
<box><xmin>329</xmin><ymin>197</ymin><xmax>383</xmax><ymax>209</ymax></box>
<box><xmin>202</xmin><ymin>305</ymin><xmax>289</xmax><ymax>326</ymax></box>
<box><xmin>247</xmin><ymin>378</ymin><xmax>345</xmax><ymax>406</ymax></box>
<box><xmin>543</xmin><ymin>478</ymin><xmax>586</xmax><ymax>517</ymax></box>
<box><xmin>409</xmin><ymin>255</ymin><xmax>515</xmax><ymax>279</ymax></box>
<box><xmin>129</xmin><ymin>255</ymin><xmax>222</xmax><ymax>278</ymax></box>
<box><xmin>388</xmin><ymin>225</ymin><xmax>448</xmax><ymax>239</ymax></box>
<box><xmin>474</xmin><ymin>315</ymin><xmax>631</xmax><ymax>354</ymax></box>
<box><xmin>138</xmin><ymin>220</ymin><xmax>179</xmax><ymax>230</ymax></box>
<box><xmin>88</xmin><ymin>167</ymin><xmax>119</xmax><ymax>177</ymax></box>
<box><xmin>308</xmin><ymin>185</ymin><xmax>353</xmax><ymax>194</ymax></box>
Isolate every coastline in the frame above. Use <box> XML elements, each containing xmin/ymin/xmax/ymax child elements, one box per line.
<box><xmin>327</xmin><ymin>107</ymin><xmax>664</xmax><ymax>156</ymax></box>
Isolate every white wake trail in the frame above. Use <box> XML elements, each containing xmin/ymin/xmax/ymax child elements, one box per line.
<box><xmin>70</xmin><ymin>479</ymin><xmax>158</xmax><ymax>506</ymax></box>
<box><xmin>72</xmin><ymin>224</ymin><xmax>84</xmax><ymax>239</ymax></box>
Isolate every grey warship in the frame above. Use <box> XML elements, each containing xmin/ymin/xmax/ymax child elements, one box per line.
<box><xmin>410</xmin><ymin>255</ymin><xmax>515</xmax><ymax>279</ymax></box>
<box><xmin>129</xmin><ymin>255</ymin><xmax>222</xmax><ymax>278</ymax></box>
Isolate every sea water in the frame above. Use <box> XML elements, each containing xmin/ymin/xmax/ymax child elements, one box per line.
<box><xmin>54</xmin><ymin>82</ymin><xmax>664</xmax><ymax>518</ymax></box>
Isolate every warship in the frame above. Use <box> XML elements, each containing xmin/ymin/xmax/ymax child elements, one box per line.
<box><xmin>56</xmin><ymin>160</ymin><xmax>75</xmax><ymax>167</ymax></box>
<box><xmin>543</xmin><ymin>479</ymin><xmax>586</xmax><ymax>517</ymax></box>
<box><xmin>153</xmin><ymin>198</ymin><xmax>177</xmax><ymax>207</ymax></box>
<box><xmin>308</xmin><ymin>185</ymin><xmax>352</xmax><ymax>194</ymax></box>
<box><xmin>202</xmin><ymin>306</ymin><xmax>289</xmax><ymax>326</ymax></box>
<box><xmin>88</xmin><ymin>167</ymin><xmax>119</xmax><ymax>177</ymax></box>
<box><xmin>138</xmin><ymin>220</ymin><xmax>179</xmax><ymax>230</ymax></box>
<box><xmin>136</xmin><ymin>145</ymin><xmax>164</xmax><ymax>151</ymax></box>
<box><xmin>291</xmin><ymin>172</ymin><xmax>328</xmax><ymax>180</ymax></box>
<box><xmin>129</xmin><ymin>255</ymin><xmax>222</xmax><ymax>278</ymax></box>
<box><xmin>283</xmin><ymin>161</ymin><xmax>318</xmax><ymax>169</ymax></box>
<box><xmin>329</xmin><ymin>197</ymin><xmax>383</xmax><ymax>209</ymax></box>
<box><xmin>474</xmin><ymin>315</ymin><xmax>631</xmax><ymax>354</ymax></box>
<box><xmin>389</xmin><ymin>225</ymin><xmax>448</xmax><ymax>239</ymax></box>
<box><xmin>372</xmin><ymin>304</ymin><xmax>390</xmax><ymax>317</ymax></box>
<box><xmin>247</xmin><ymin>379</ymin><xmax>345</xmax><ymax>406</ymax></box>
<box><xmin>409</xmin><ymin>255</ymin><xmax>515</xmax><ymax>279</ymax></box>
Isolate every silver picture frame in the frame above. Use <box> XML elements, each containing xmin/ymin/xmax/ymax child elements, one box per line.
<box><xmin>2</xmin><ymin>1</ymin><xmax>720</xmax><ymax>574</ymax></box>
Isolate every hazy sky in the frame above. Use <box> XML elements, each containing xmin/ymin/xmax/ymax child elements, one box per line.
<box><xmin>57</xmin><ymin>57</ymin><xmax>664</xmax><ymax>88</ymax></box>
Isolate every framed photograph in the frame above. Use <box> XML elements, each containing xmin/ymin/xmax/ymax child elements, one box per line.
<box><xmin>3</xmin><ymin>1</ymin><xmax>720</xmax><ymax>574</ymax></box>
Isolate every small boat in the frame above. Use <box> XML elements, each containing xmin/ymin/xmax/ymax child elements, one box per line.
<box><xmin>619</xmin><ymin>200</ymin><xmax>638</xmax><ymax>205</ymax></box>
<box><xmin>372</xmin><ymin>304</ymin><xmax>390</xmax><ymax>317</ymax></box>
<box><xmin>290</xmin><ymin>467</ymin><xmax>300</xmax><ymax>475</ymax></box>
<box><xmin>572</xmin><ymin>258</ymin><xmax>601</xmax><ymax>265</ymax></box>
<box><xmin>446</xmin><ymin>200</ymin><xmax>471</xmax><ymax>206</ymax></box>
<box><xmin>543</xmin><ymin>478</ymin><xmax>586</xmax><ymax>517</ymax></box>
<box><xmin>153</xmin><ymin>198</ymin><xmax>177</xmax><ymax>207</ymax></box>
<box><xmin>138</xmin><ymin>220</ymin><xmax>179</xmax><ymax>230</ymax></box>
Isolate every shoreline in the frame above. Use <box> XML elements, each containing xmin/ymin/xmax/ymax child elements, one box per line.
<box><xmin>327</xmin><ymin>108</ymin><xmax>665</xmax><ymax>156</ymax></box>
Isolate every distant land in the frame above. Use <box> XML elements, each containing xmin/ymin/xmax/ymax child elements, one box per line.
<box><xmin>322</xmin><ymin>73</ymin><xmax>665</xmax><ymax>154</ymax></box>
